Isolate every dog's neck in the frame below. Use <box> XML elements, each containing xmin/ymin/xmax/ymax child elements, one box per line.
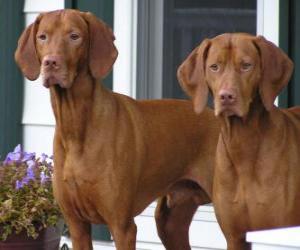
<box><xmin>219</xmin><ymin>96</ymin><xmax>273</xmax><ymax>166</ymax></box>
<box><xmin>49</xmin><ymin>72</ymin><xmax>112</xmax><ymax>151</ymax></box>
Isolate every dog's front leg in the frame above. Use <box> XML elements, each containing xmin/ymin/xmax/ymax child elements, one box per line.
<box><xmin>66</xmin><ymin>216</ymin><xmax>93</xmax><ymax>250</ymax></box>
<box><xmin>227</xmin><ymin>237</ymin><xmax>250</xmax><ymax>250</ymax></box>
<box><xmin>110</xmin><ymin>220</ymin><xmax>137</xmax><ymax>250</ymax></box>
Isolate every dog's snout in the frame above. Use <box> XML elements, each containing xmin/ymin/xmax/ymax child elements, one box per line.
<box><xmin>43</xmin><ymin>56</ymin><xmax>60</xmax><ymax>69</ymax></box>
<box><xmin>219</xmin><ymin>89</ymin><xmax>236</xmax><ymax>105</ymax></box>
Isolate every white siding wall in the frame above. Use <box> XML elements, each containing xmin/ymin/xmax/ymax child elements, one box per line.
<box><xmin>135</xmin><ymin>203</ymin><xmax>226</xmax><ymax>250</ymax></box>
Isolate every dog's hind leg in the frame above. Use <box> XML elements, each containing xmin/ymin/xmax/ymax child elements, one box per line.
<box><xmin>155</xmin><ymin>181</ymin><xmax>210</xmax><ymax>250</ymax></box>
<box><xmin>155</xmin><ymin>196</ymin><xmax>197</xmax><ymax>250</ymax></box>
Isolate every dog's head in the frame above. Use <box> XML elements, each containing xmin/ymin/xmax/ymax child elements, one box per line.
<box><xmin>178</xmin><ymin>33</ymin><xmax>293</xmax><ymax>118</ymax></box>
<box><xmin>15</xmin><ymin>9</ymin><xmax>118</xmax><ymax>88</ymax></box>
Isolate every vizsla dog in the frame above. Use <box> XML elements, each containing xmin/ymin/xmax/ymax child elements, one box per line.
<box><xmin>15</xmin><ymin>9</ymin><xmax>220</xmax><ymax>250</ymax></box>
<box><xmin>178</xmin><ymin>33</ymin><xmax>300</xmax><ymax>250</ymax></box>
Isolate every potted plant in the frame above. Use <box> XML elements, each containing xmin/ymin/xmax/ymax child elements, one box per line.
<box><xmin>0</xmin><ymin>145</ymin><xmax>63</xmax><ymax>250</ymax></box>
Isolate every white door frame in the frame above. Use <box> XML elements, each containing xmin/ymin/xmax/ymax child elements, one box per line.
<box><xmin>113</xmin><ymin>0</ymin><xmax>138</xmax><ymax>98</ymax></box>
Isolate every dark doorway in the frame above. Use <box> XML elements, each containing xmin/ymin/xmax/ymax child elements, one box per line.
<box><xmin>162</xmin><ymin>0</ymin><xmax>257</xmax><ymax>99</ymax></box>
<box><xmin>279</xmin><ymin>0</ymin><xmax>300</xmax><ymax>108</ymax></box>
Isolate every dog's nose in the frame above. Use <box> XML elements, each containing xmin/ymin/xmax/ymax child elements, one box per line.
<box><xmin>43</xmin><ymin>56</ymin><xmax>60</xmax><ymax>69</ymax></box>
<box><xmin>219</xmin><ymin>89</ymin><xmax>236</xmax><ymax>105</ymax></box>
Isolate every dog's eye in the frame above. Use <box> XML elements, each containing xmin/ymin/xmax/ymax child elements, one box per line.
<box><xmin>241</xmin><ymin>62</ymin><xmax>252</xmax><ymax>72</ymax></box>
<box><xmin>38</xmin><ymin>34</ymin><xmax>47</xmax><ymax>41</ymax></box>
<box><xmin>70</xmin><ymin>33</ymin><xmax>80</xmax><ymax>40</ymax></box>
<box><xmin>209</xmin><ymin>64</ymin><xmax>219</xmax><ymax>72</ymax></box>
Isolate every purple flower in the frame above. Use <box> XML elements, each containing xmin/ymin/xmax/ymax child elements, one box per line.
<box><xmin>40</xmin><ymin>153</ymin><xmax>48</xmax><ymax>162</ymax></box>
<box><xmin>14</xmin><ymin>145</ymin><xmax>21</xmax><ymax>152</ymax></box>
<box><xmin>22</xmin><ymin>152</ymin><xmax>35</xmax><ymax>162</ymax></box>
<box><xmin>40</xmin><ymin>171</ymin><xmax>50</xmax><ymax>184</ymax></box>
<box><xmin>5</xmin><ymin>152</ymin><xmax>22</xmax><ymax>162</ymax></box>
<box><xmin>19</xmin><ymin>166</ymin><xmax>36</xmax><ymax>187</ymax></box>
<box><xmin>4</xmin><ymin>145</ymin><xmax>22</xmax><ymax>164</ymax></box>
<box><xmin>26</xmin><ymin>160</ymin><xmax>36</xmax><ymax>168</ymax></box>
<box><xmin>3</xmin><ymin>144</ymin><xmax>36</xmax><ymax>165</ymax></box>
<box><xmin>26</xmin><ymin>166</ymin><xmax>35</xmax><ymax>181</ymax></box>
<box><xmin>15</xmin><ymin>180</ymin><xmax>23</xmax><ymax>190</ymax></box>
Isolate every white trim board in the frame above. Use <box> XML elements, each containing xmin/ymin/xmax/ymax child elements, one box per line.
<box><xmin>113</xmin><ymin>0</ymin><xmax>137</xmax><ymax>98</ymax></box>
<box><xmin>247</xmin><ymin>227</ymin><xmax>300</xmax><ymax>249</ymax></box>
<box><xmin>24</xmin><ymin>0</ymin><xmax>64</xmax><ymax>12</ymax></box>
<box><xmin>256</xmin><ymin>0</ymin><xmax>279</xmax><ymax>45</ymax></box>
<box><xmin>256</xmin><ymin>0</ymin><xmax>279</xmax><ymax>106</ymax></box>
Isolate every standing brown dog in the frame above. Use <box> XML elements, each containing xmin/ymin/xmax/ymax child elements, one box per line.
<box><xmin>178</xmin><ymin>33</ymin><xmax>300</xmax><ymax>250</ymax></box>
<box><xmin>15</xmin><ymin>10</ymin><xmax>220</xmax><ymax>250</ymax></box>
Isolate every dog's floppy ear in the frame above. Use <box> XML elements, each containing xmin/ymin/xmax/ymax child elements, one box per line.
<box><xmin>82</xmin><ymin>12</ymin><xmax>118</xmax><ymax>79</ymax></box>
<box><xmin>177</xmin><ymin>39</ymin><xmax>211</xmax><ymax>114</ymax></box>
<box><xmin>254</xmin><ymin>36</ymin><xmax>294</xmax><ymax>111</ymax></box>
<box><xmin>15</xmin><ymin>14</ymin><xmax>42</xmax><ymax>80</ymax></box>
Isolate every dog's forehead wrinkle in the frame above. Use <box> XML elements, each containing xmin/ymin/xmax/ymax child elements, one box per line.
<box><xmin>207</xmin><ymin>45</ymin><xmax>230</xmax><ymax>64</ymax></box>
<box><xmin>38</xmin><ymin>14</ymin><xmax>62</xmax><ymax>33</ymax></box>
<box><xmin>62</xmin><ymin>11</ymin><xmax>88</xmax><ymax>31</ymax></box>
<box><xmin>209</xmin><ymin>40</ymin><xmax>258</xmax><ymax>65</ymax></box>
<box><xmin>38</xmin><ymin>10</ymin><xmax>87</xmax><ymax>34</ymax></box>
<box><xmin>208</xmin><ymin>35</ymin><xmax>233</xmax><ymax>60</ymax></box>
<box><xmin>237</xmin><ymin>48</ymin><xmax>259</xmax><ymax>65</ymax></box>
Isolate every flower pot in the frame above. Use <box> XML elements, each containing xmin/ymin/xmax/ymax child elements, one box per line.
<box><xmin>0</xmin><ymin>221</ymin><xmax>64</xmax><ymax>250</ymax></box>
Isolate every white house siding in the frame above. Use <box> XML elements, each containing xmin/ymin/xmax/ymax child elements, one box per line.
<box><xmin>22</xmin><ymin>0</ymin><xmax>279</xmax><ymax>249</ymax></box>
<box><xmin>135</xmin><ymin>203</ymin><xmax>226</xmax><ymax>250</ymax></box>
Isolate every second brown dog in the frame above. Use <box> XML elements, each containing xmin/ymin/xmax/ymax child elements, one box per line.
<box><xmin>178</xmin><ymin>33</ymin><xmax>300</xmax><ymax>250</ymax></box>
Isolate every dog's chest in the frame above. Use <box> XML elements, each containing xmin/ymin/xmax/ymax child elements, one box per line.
<box><xmin>60</xmin><ymin>157</ymin><xmax>111</xmax><ymax>223</ymax></box>
<box><xmin>215</xmin><ymin>166</ymin><xmax>300</xmax><ymax>231</ymax></box>
<box><xmin>214</xmin><ymin>134</ymin><xmax>300</xmax><ymax>231</ymax></box>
